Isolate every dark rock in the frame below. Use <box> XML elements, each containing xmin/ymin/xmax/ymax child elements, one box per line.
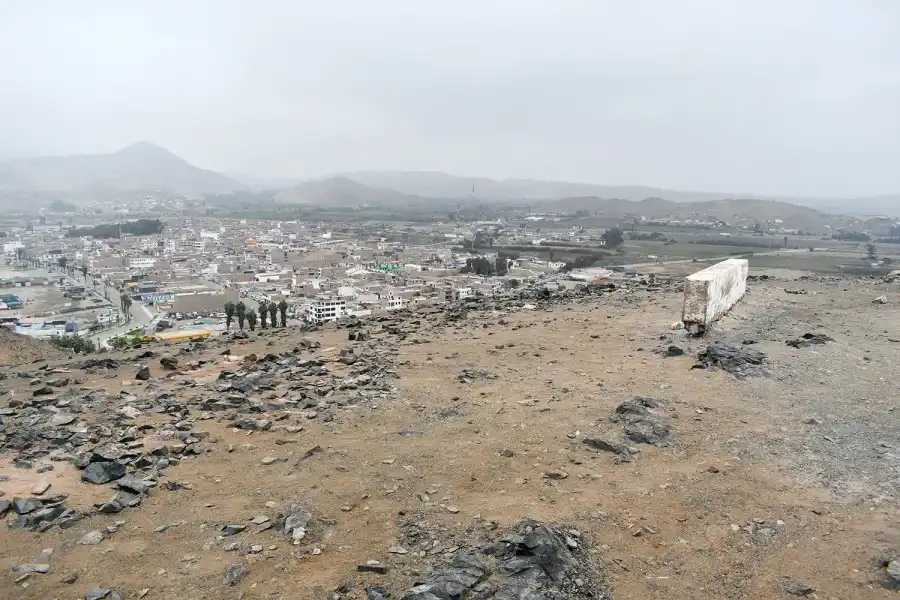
<box><xmin>0</xmin><ymin>499</ymin><xmax>10</xmax><ymax>517</ymax></box>
<box><xmin>221</xmin><ymin>523</ymin><xmax>247</xmax><ymax>536</ymax></box>
<box><xmin>358</xmin><ymin>563</ymin><xmax>390</xmax><ymax>575</ymax></box>
<box><xmin>160</xmin><ymin>356</ymin><xmax>179</xmax><ymax>370</ymax></box>
<box><xmin>32</xmin><ymin>385</ymin><xmax>54</xmax><ymax>396</ymax></box>
<box><xmin>98</xmin><ymin>491</ymin><xmax>142</xmax><ymax>513</ymax></box>
<box><xmin>613</xmin><ymin>397</ymin><xmax>671</xmax><ymax>445</ymax></box>
<box><xmin>785</xmin><ymin>333</ymin><xmax>835</xmax><ymax>348</ymax></box>
<box><xmin>85</xmin><ymin>588</ymin><xmax>124</xmax><ymax>600</ymax></box>
<box><xmin>398</xmin><ymin>521</ymin><xmax>602</xmax><ymax>600</ymax></box>
<box><xmin>784</xmin><ymin>580</ymin><xmax>815</xmax><ymax>596</ymax></box>
<box><xmin>366</xmin><ymin>587</ymin><xmax>390</xmax><ymax>600</ymax></box>
<box><xmin>135</xmin><ymin>365</ymin><xmax>150</xmax><ymax>380</ymax></box>
<box><xmin>81</xmin><ymin>461</ymin><xmax>126</xmax><ymax>484</ymax></box>
<box><xmin>664</xmin><ymin>345</ymin><xmax>685</xmax><ymax>357</ymax></box>
<box><xmin>224</xmin><ymin>563</ymin><xmax>249</xmax><ymax>586</ymax></box>
<box><xmin>887</xmin><ymin>559</ymin><xmax>900</xmax><ymax>584</ymax></box>
<box><xmin>696</xmin><ymin>343</ymin><xmax>765</xmax><ymax>376</ymax></box>
<box><xmin>78</xmin><ymin>358</ymin><xmax>119</xmax><ymax>370</ymax></box>
<box><xmin>13</xmin><ymin>497</ymin><xmax>43</xmax><ymax>514</ymax></box>
<box><xmin>116</xmin><ymin>475</ymin><xmax>150</xmax><ymax>495</ymax></box>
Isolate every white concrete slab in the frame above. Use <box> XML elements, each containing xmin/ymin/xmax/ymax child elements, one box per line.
<box><xmin>682</xmin><ymin>258</ymin><xmax>748</xmax><ymax>329</ymax></box>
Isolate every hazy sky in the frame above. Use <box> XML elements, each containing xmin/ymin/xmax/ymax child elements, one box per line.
<box><xmin>2</xmin><ymin>1</ymin><xmax>899</xmax><ymax>196</ymax></box>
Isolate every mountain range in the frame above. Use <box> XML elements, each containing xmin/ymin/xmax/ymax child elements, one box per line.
<box><xmin>0</xmin><ymin>142</ymin><xmax>245</xmax><ymax>199</ymax></box>
<box><xmin>0</xmin><ymin>143</ymin><xmax>896</xmax><ymax>218</ymax></box>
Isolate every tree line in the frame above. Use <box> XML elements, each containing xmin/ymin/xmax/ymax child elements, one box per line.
<box><xmin>66</xmin><ymin>219</ymin><xmax>165</xmax><ymax>239</ymax></box>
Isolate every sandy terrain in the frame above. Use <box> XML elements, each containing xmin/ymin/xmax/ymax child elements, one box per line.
<box><xmin>1</xmin><ymin>276</ymin><xmax>898</xmax><ymax>600</ymax></box>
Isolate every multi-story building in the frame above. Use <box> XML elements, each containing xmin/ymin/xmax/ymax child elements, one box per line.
<box><xmin>303</xmin><ymin>297</ymin><xmax>347</xmax><ymax>324</ymax></box>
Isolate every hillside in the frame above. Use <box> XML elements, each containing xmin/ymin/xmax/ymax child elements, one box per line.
<box><xmin>275</xmin><ymin>176</ymin><xmax>431</xmax><ymax>207</ymax></box>
<box><xmin>0</xmin><ymin>142</ymin><xmax>246</xmax><ymax>197</ymax></box>
<box><xmin>543</xmin><ymin>196</ymin><xmax>847</xmax><ymax>229</ymax></box>
<box><xmin>274</xmin><ymin>177</ymin><xmax>845</xmax><ymax>229</ymax></box>
<box><xmin>341</xmin><ymin>170</ymin><xmax>786</xmax><ymax>204</ymax></box>
<box><xmin>1</xmin><ymin>278</ymin><xmax>898</xmax><ymax>598</ymax></box>
<box><xmin>340</xmin><ymin>170</ymin><xmax>900</xmax><ymax>217</ymax></box>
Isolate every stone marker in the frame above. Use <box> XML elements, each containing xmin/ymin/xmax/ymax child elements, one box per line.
<box><xmin>682</xmin><ymin>258</ymin><xmax>748</xmax><ymax>331</ymax></box>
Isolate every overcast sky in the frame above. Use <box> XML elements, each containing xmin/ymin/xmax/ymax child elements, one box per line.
<box><xmin>2</xmin><ymin>1</ymin><xmax>899</xmax><ymax>197</ymax></box>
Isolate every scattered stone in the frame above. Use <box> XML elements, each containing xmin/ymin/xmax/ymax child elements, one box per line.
<box><xmin>281</xmin><ymin>502</ymin><xmax>312</xmax><ymax>545</ymax></box>
<box><xmin>783</xmin><ymin>580</ymin><xmax>815</xmax><ymax>596</ymax></box>
<box><xmin>224</xmin><ymin>564</ymin><xmax>249</xmax><ymax>586</ymax></box>
<box><xmin>135</xmin><ymin>365</ymin><xmax>150</xmax><ymax>380</ymax></box>
<box><xmin>358</xmin><ymin>563</ymin><xmax>389</xmax><ymax>575</ymax></box>
<box><xmin>86</xmin><ymin>587</ymin><xmax>124</xmax><ymax>600</ymax></box>
<box><xmin>159</xmin><ymin>356</ymin><xmax>179</xmax><ymax>370</ymax></box>
<box><xmin>613</xmin><ymin>397</ymin><xmax>671</xmax><ymax>445</ymax></box>
<box><xmin>13</xmin><ymin>497</ymin><xmax>43</xmax><ymax>514</ymax></box>
<box><xmin>82</xmin><ymin>462</ymin><xmax>126</xmax><ymax>485</ymax></box>
<box><xmin>785</xmin><ymin>333</ymin><xmax>835</xmax><ymax>348</ymax></box>
<box><xmin>260</xmin><ymin>456</ymin><xmax>278</xmax><ymax>465</ymax></box>
<box><xmin>366</xmin><ymin>587</ymin><xmax>390</xmax><ymax>600</ymax></box>
<box><xmin>12</xmin><ymin>563</ymin><xmax>50</xmax><ymax>574</ymax></box>
<box><xmin>696</xmin><ymin>343</ymin><xmax>765</xmax><ymax>376</ymax></box>
<box><xmin>664</xmin><ymin>345</ymin><xmax>685</xmax><ymax>357</ymax></box>
<box><xmin>582</xmin><ymin>437</ymin><xmax>626</xmax><ymax>455</ymax></box>
<box><xmin>116</xmin><ymin>475</ymin><xmax>150</xmax><ymax>495</ymax></box>
<box><xmin>392</xmin><ymin>520</ymin><xmax>605</xmax><ymax>600</ymax></box>
<box><xmin>221</xmin><ymin>524</ymin><xmax>247</xmax><ymax>536</ymax></box>
<box><xmin>873</xmin><ymin>295</ymin><xmax>888</xmax><ymax>304</ymax></box>
<box><xmin>887</xmin><ymin>558</ymin><xmax>900</xmax><ymax>584</ymax></box>
<box><xmin>77</xmin><ymin>530</ymin><xmax>104</xmax><ymax>545</ymax></box>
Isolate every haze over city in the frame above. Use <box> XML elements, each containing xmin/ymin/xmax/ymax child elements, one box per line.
<box><xmin>2</xmin><ymin>0</ymin><xmax>900</xmax><ymax>198</ymax></box>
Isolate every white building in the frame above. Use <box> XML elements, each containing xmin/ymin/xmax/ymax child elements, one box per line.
<box><xmin>446</xmin><ymin>287</ymin><xmax>474</xmax><ymax>302</ymax></box>
<box><xmin>304</xmin><ymin>297</ymin><xmax>347</xmax><ymax>324</ymax></box>
<box><xmin>129</xmin><ymin>257</ymin><xmax>156</xmax><ymax>270</ymax></box>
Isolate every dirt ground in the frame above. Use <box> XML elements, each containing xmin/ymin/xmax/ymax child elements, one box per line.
<box><xmin>1</xmin><ymin>276</ymin><xmax>899</xmax><ymax>600</ymax></box>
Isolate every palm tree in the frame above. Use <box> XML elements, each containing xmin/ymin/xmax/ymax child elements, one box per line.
<box><xmin>79</xmin><ymin>264</ymin><xmax>88</xmax><ymax>285</ymax></box>
<box><xmin>224</xmin><ymin>301</ymin><xmax>235</xmax><ymax>330</ymax></box>
<box><xmin>247</xmin><ymin>311</ymin><xmax>257</xmax><ymax>331</ymax></box>
<box><xmin>268</xmin><ymin>302</ymin><xmax>278</xmax><ymax>327</ymax></box>
<box><xmin>235</xmin><ymin>301</ymin><xmax>247</xmax><ymax>332</ymax></box>
<box><xmin>278</xmin><ymin>300</ymin><xmax>288</xmax><ymax>327</ymax></box>
<box><xmin>58</xmin><ymin>256</ymin><xmax>68</xmax><ymax>271</ymax></box>
<box><xmin>258</xmin><ymin>303</ymin><xmax>268</xmax><ymax>329</ymax></box>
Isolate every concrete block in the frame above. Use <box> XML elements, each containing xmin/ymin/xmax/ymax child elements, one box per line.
<box><xmin>682</xmin><ymin>258</ymin><xmax>748</xmax><ymax>329</ymax></box>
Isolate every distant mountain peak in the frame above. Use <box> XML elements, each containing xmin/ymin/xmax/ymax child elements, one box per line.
<box><xmin>115</xmin><ymin>141</ymin><xmax>183</xmax><ymax>161</ymax></box>
<box><xmin>0</xmin><ymin>143</ymin><xmax>244</xmax><ymax>197</ymax></box>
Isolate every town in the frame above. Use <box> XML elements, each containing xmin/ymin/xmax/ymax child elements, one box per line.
<box><xmin>3</xmin><ymin>188</ymin><xmax>899</xmax><ymax>354</ymax></box>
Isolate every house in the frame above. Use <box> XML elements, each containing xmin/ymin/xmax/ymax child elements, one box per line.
<box><xmin>303</xmin><ymin>297</ymin><xmax>347</xmax><ymax>324</ymax></box>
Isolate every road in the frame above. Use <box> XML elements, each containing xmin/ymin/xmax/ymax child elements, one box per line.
<box><xmin>73</xmin><ymin>272</ymin><xmax>156</xmax><ymax>347</ymax></box>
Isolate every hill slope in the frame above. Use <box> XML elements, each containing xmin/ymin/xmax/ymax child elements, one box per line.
<box><xmin>275</xmin><ymin>178</ymin><xmax>847</xmax><ymax>229</ymax></box>
<box><xmin>339</xmin><ymin>170</ymin><xmax>900</xmax><ymax>216</ymax></box>
<box><xmin>275</xmin><ymin>176</ymin><xmax>430</xmax><ymax>207</ymax></box>
<box><xmin>340</xmin><ymin>170</ymin><xmax>774</xmax><ymax>203</ymax></box>
<box><xmin>0</xmin><ymin>142</ymin><xmax>246</xmax><ymax>197</ymax></box>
